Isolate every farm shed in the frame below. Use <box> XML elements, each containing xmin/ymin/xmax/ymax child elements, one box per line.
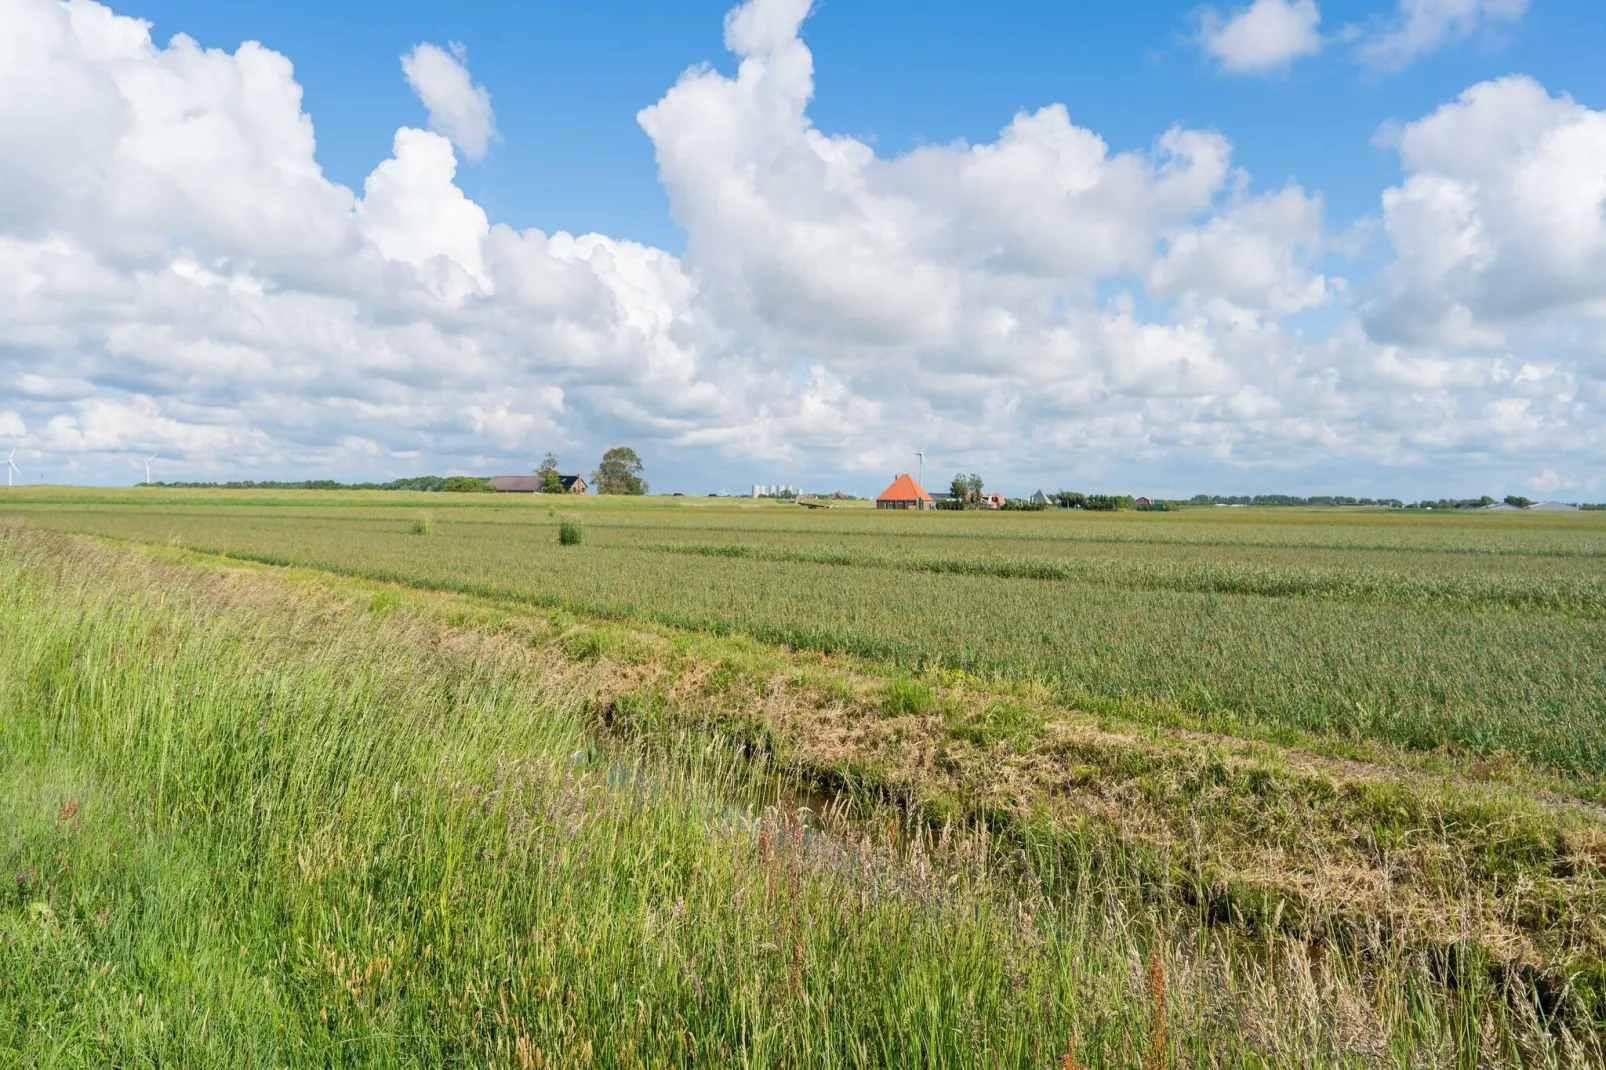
<box><xmin>1030</xmin><ymin>490</ymin><xmax>1050</xmax><ymax>506</ymax></box>
<box><xmin>876</xmin><ymin>474</ymin><xmax>935</xmax><ymax>510</ymax></box>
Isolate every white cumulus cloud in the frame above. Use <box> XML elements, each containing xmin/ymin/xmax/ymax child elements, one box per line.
<box><xmin>1365</xmin><ymin>76</ymin><xmax>1606</xmax><ymax>346</ymax></box>
<box><xmin>401</xmin><ymin>42</ymin><xmax>496</xmax><ymax>161</ymax></box>
<box><xmin>1196</xmin><ymin>0</ymin><xmax>1323</xmax><ymax>74</ymax></box>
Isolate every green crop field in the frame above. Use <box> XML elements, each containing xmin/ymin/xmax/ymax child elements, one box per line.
<box><xmin>4</xmin><ymin>489</ymin><xmax>1606</xmax><ymax>1066</ymax></box>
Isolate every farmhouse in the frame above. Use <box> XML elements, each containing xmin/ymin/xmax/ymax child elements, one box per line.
<box><xmin>490</xmin><ymin>474</ymin><xmax>588</xmax><ymax>494</ymax></box>
<box><xmin>876</xmin><ymin>473</ymin><xmax>935</xmax><ymax>510</ymax></box>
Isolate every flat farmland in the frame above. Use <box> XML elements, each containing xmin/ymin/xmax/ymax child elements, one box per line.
<box><xmin>9</xmin><ymin>491</ymin><xmax>1605</xmax><ymax>779</ymax></box>
<box><xmin>6</xmin><ymin>491</ymin><xmax>1606</xmax><ymax>1065</ymax></box>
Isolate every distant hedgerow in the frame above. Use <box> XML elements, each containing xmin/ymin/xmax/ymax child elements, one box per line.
<box><xmin>441</xmin><ymin>476</ymin><xmax>496</xmax><ymax>494</ymax></box>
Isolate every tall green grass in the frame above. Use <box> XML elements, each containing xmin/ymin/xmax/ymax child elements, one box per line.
<box><xmin>2</xmin><ymin>529</ymin><xmax>1589</xmax><ymax>1066</ymax></box>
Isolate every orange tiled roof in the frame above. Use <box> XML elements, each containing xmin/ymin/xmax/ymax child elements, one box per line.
<box><xmin>876</xmin><ymin>473</ymin><xmax>932</xmax><ymax>502</ymax></box>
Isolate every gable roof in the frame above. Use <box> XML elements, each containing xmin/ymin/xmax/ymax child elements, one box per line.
<box><xmin>876</xmin><ymin>473</ymin><xmax>932</xmax><ymax>502</ymax></box>
<box><xmin>559</xmin><ymin>475</ymin><xmax>586</xmax><ymax>491</ymax></box>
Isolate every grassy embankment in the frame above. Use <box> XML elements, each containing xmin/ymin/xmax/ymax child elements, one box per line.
<box><xmin>2</xmin><ymin>522</ymin><xmax>1604</xmax><ymax>1065</ymax></box>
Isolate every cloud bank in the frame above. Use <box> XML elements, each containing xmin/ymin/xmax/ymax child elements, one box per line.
<box><xmin>0</xmin><ymin>0</ymin><xmax>1600</xmax><ymax>495</ymax></box>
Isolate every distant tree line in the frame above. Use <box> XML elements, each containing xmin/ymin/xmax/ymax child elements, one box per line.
<box><xmin>141</xmin><ymin>446</ymin><xmax>656</xmax><ymax>497</ymax></box>
<box><xmin>1052</xmin><ymin>492</ymin><xmax>1140</xmax><ymax>511</ymax></box>
<box><xmin>144</xmin><ymin>476</ymin><xmax>459</xmax><ymax>491</ymax></box>
<box><xmin>1191</xmin><ymin>493</ymin><xmax>1406</xmax><ymax>508</ymax></box>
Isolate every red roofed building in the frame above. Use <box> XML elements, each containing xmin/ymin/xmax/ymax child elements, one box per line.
<box><xmin>876</xmin><ymin>473</ymin><xmax>935</xmax><ymax>510</ymax></box>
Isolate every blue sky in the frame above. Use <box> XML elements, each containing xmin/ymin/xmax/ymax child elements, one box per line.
<box><xmin>111</xmin><ymin>0</ymin><xmax>1606</xmax><ymax>250</ymax></box>
<box><xmin>2</xmin><ymin>0</ymin><xmax>1605</xmax><ymax>497</ymax></box>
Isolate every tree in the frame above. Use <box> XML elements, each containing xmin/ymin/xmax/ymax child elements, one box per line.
<box><xmin>535</xmin><ymin>452</ymin><xmax>564</xmax><ymax>493</ymax></box>
<box><xmin>592</xmin><ymin>446</ymin><xmax>648</xmax><ymax>495</ymax></box>
<box><xmin>949</xmin><ymin>474</ymin><xmax>968</xmax><ymax>503</ymax></box>
<box><xmin>441</xmin><ymin>476</ymin><xmax>496</xmax><ymax>494</ymax></box>
<box><xmin>965</xmin><ymin>473</ymin><xmax>983</xmax><ymax>503</ymax></box>
<box><xmin>1504</xmin><ymin>495</ymin><xmax>1533</xmax><ymax>508</ymax></box>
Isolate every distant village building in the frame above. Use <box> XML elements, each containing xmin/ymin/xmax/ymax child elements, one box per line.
<box><xmin>876</xmin><ymin>474</ymin><xmax>935</xmax><ymax>510</ymax></box>
<box><xmin>491</xmin><ymin>475</ymin><xmax>586</xmax><ymax>494</ymax></box>
<box><xmin>1528</xmin><ymin>501</ymin><xmax>1579</xmax><ymax>511</ymax></box>
<box><xmin>1029</xmin><ymin>490</ymin><xmax>1050</xmax><ymax>506</ymax></box>
<box><xmin>974</xmin><ymin>492</ymin><xmax>1005</xmax><ymax>511</ymax></box>
<box><xmin>752</xmin><ymin>483</ymin><xmax>797</xmax><ymax>498</ymax></box>
<box><xmin>1135</xmin><ymin>497</ymin><xmax>1155</xmax><ymax>507</ymax></box>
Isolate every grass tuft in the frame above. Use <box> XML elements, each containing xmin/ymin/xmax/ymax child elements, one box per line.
<box><xmin>558</xmin><ymin>517</ymin><xmax>582</xmax><ymax>545</ymax></box>
<box><xmin>948</xmin><ymin>698</ymin><xmax>1046</xmax><ymax>748</ymax></box>
<box><xmin>881</xmin><ymin>676</ymin><xmax>934</xmax><ymax>716</ymax></box>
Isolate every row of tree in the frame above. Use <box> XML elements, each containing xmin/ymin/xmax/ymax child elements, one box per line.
<box><xmin>142</xmin><ymin>476</ymin><xmax>487</xmax><ymax>492</ymax></box>
<box><xmin>143</xmin><ymin>447</ymin><xmax>653</xmax><ymax>496</ymax></box>
<box><xmin>936</xmin><ymin>485</ymin><xmax>1568</xmax><ymax>511</ymax></box>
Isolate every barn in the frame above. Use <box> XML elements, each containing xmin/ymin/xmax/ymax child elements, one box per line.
<box><xmin>490</xmin><ymin>474</ymin><xmax>588</xmax><ymax>494</ymax></box>
<box><xmin>876</xmin><ymin>474</ymin><xmax>934</xmax><ymax>510</ymax></box>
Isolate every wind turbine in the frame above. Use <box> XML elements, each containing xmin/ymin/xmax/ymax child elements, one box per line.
<box><xmin>4</xmin><ymin>448</ymin><xmax>17</xmax><ymax>488</ymax></box>
<box><xmin>915</xmin><ymin>448</ymin><xmax>925</xmax><ymax>488</ymax></box>
<box><xmin>143</xmin><ymin>453</ymin><xmax>158</xmax><ymax>485</ymax></box>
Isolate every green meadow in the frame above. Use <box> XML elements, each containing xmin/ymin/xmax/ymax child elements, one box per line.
<box><xmin>3</xmin><ymin>489</ymin><xmax>1605</xmax><ymax>1065</ymax></box>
